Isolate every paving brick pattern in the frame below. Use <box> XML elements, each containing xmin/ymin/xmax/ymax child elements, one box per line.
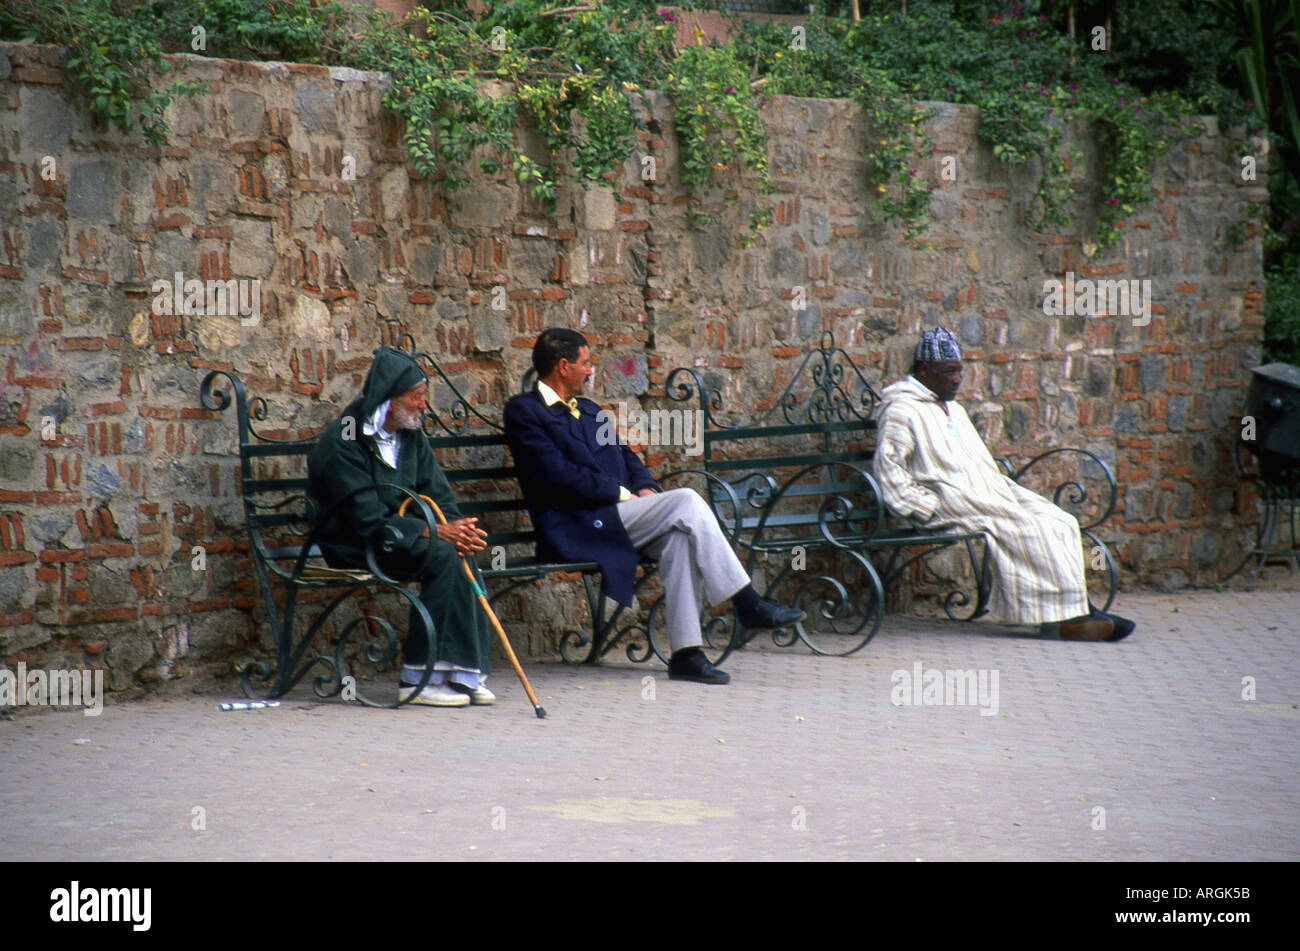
<box><xmin>2</xmin><ymin>584</ymin><xmax>1297</xmax><ymax>861</ymax></box>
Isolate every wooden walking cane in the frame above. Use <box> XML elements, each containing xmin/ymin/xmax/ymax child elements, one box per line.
<box><xmin>399</xmin><ymin>495</ymin><xmax>547</xmax><ymax>718</ymax></box>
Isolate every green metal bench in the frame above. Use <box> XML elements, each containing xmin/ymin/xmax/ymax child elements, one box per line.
<box><xmin>203</xmin><ymin>336</ymin><xmax>736</xmax><ymax>700</ymax></box>
<box><xmin>199</xmin><ymin>365</ymin><xmax>446</xmax><ymax>707</ymax></box>
<box><xmin>664</xmin><ymin>331</ymin><xmax>1119</xmax><ymax>656</ymax></box>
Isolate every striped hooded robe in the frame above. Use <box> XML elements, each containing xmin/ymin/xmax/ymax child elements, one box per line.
<box><xmin>871</xmin><ymin>375</ymin><xmax>1090</xmax><ymax>625</ymax></box>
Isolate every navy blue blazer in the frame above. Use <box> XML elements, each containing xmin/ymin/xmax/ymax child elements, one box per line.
<box><xmin>502</xmin><ymin>386</ymin><xmax>659</xmax><ymax>606</ymax></box>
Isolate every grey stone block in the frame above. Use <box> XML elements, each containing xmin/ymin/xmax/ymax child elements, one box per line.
<box><xmin>1005</xmin><ymin>402</ymin><xmax>1032</xmax><ymax>441</ymax></box>
<box><xmin>22</xmin><ymin>87</ymin><xmax>72</xmax><ymax>152</ymax></box>
<box><xmin>809</xmin><ymin>210</ymin><xmax>830</xmax><ymax>246</ymax></box>
<box><xmin>87</xmin><ymin>463</ymin><xmax>122</xmax><ymax>499</ymax></box>
<box><xmin>189</xmin><ymin>157</ymin><xmax>237</xmax><ymax>216</ymax></box>
<box><xmin>438</xmin><ymin>296</ymin><xmax>469</xmax><ymax>320</ymax></box>
<box><xmin>346</xmin><ymin>239</ymin><xmax>378</xmax><ymax>285</ymax></box>
<box><xmin>511</xmin><ymin>238</ymin><xmax>556</xmax><ymax>286</ymax></box>
<box><xmin>1167</xmin><ymin>394</ymin><xmax>1187</xmax><ymax>432</ymax></box>
<box><xmin>323</xmin><ymin>200</ymin><xmax>351</xmax><ymax>240</ymax></box>
<box><xmin>295</xmin><ymin>83</ymin><xmax>337</xmax><ymax>133</ymax></box>
<box><xmin>832</xmin><ymin>238</ymin><xmax>863</xmax><ymax>276</ymax></box>
<box><xmin>768</xmin><ymin>240</ymin><xmax>802</xmax><ymax>283</ymax></box>
<box><xmin>447</xmin><ymin>186</ymin><xmax>514</xmax><ymax>231</ymax></box>
<box><xmin>693</xmin><ymin>228</ymin><xmax>733</xmax><ymax>276</ymax></box>
<box><xmin>1211</xmin><ymin>387</ymin><xmax>1238</xmax><ymax>429</ymax></box>
<box><xmin>0</xmin><ymin>182</ymin><xmax>17</xmax><ymax>224</ymax></box>
<box><xmin>1139</xmin><ymin>355</ymin><xmax>1167</xmax><ymax>392</ymax></box>
<box><xmin>87</xmin><ymin>567</ymin><xmax>135</xmax><ymax>604</ymax></box>
<box><xmin>471</xmin><ymin>306</ymin><xmax>508</xmax><ymax>353</ymax></box>
<box><xmin>227</xmin><ymin>90</ymin><xmax>266</xmax><ymax>138</ymax></box>
<box><xmin>411</xmin><ymin>243</ymin><xmax>439</xmax><ymax>286</ymax></box>
<box><xmin>797</xmin><ymin>305</ymin><xmax>820</xmax><ymax>339</ymax></box>
<box><xmin>38</xmin><ymin>394</ymin><xmax>71</xmax><ymax>425</ymax></box>
<box><xmin>0</xmin><ymin>445</ymin><xmax>34</xmax><ymax>483</ymax></box>
<box><xmin>0</xmin><ymin>283</ymin><xmax>33</xmax><ymax>344</ymax></box>
<box><xmin>627</xmin><ymin>241</ymin><xmax>647</xmax><ymax>284</ymax></box>
<box><xmin>25</xmin><ymin>219</ymin><xmax>60</xmax><ymax>271</ymax></box>
<box><xmin>66</xmin><ymin>161</ymin><xmax>119</xmax><ymax>223</ymax></box>
<box><xmin>122</xmin><ymin>418</ymin><xmax>146</xmax><ymax>454</ymax></box>
<box><xmin>1115</xmin><ymin>405</ymin><xmax>1141</xmax><ymax>433</ymax></box>
<box><xmin>1085</xmin><ymin>360</ymin><xmax>1111</xmax><ymax>397</ymax></box>
<box><xmin>229</xmin><ymin>220</ymin><xmax>275</xmax><ymax>278</ymax></box>
<box><xmin>0</xmin><ymin>567</ymin><xmax>30</xmax><ymax>612</ymax></box>
<box><xmin>600</xmin><ymin>353</ymin><xmax>648</xmax><ymax>396</ymax></box>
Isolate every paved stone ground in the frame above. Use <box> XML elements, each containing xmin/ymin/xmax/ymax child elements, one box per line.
<box><xmin>3</xmin><ymin>578</ymin><xmax>1298</xmax><ymax>862</ymax></box>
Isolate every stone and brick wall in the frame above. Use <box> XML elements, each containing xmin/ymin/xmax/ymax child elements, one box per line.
<box><xmin>0</xmin><ymin>41</ymin><xmax>1265</xmax><ymax>692</ymax></box>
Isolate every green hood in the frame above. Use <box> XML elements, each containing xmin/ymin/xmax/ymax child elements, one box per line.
<box><xmin>351</xmin><ymin>347</ymin><xmax>427</xmax><ymax>422</ymax></box>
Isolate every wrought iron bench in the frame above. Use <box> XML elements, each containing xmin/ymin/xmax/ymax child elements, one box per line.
<box><xmin>200</xmin><ymin>366</ymin><xmax>447</xmax><ymax>707</ymax></box>
<box><xmin>202</xmin><ymin>336</ymin><xmax>734</xmax><ymax>704</ymax></box>
<box><xmin>663</xmin><ymin>332</ymin><xmax>1119</xmax><ymax>656</ymax></box>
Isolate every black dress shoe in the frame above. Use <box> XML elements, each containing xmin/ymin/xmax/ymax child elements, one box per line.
<box><xmin>1089</xmin><ymin>605</ymin><xmax>1137</xmax><ymax>641</ymax></box>
<box><xmin>668</xmin><ymin>648</ymin><xmax>730</xmax><ymax>684</ymax></box>
<box><xmin>736</xmin><ymin>597</ymin><xmax>806</xmax><ymax>631</ymax></box>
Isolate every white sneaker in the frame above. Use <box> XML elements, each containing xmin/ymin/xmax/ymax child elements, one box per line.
<box><xmin>399</xmin><ymin>682</ymin><xmax>470</xmax><ymax>707</ymax></box>
<box><xmin>453</xmin><ymin>683</ymin><xmax>495</xmax><ymax>706</ymax></box>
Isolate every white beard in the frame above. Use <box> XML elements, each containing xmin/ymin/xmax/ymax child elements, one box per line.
<box><xmin>387</xmin><ymin>405</ymin><xmax>424</xmax><ymax>431</ymax></box>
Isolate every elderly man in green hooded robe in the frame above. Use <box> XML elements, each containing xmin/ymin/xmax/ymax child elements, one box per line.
<box><xmin>307</xmin><ymin>347</ymin><xmax>493</xmax><ymax>707</ymax></box>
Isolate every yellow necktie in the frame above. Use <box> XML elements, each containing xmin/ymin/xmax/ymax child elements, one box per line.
<box><xmin>565</xmin><ymin>397</ymin><xmax>580</xmax><ymax>419</ymax></box>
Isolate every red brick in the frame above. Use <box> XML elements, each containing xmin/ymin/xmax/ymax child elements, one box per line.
<box><xmin>91</xmin><ymin>606</ymin><xmax>138</xmax><ymax>622</ymax></box>
<box><xmin>87</xmin><ymin>542</ymin><xmax>133</xmax><ymax>559</ymax></box>
<box><xmin>86</xmin><ymin>401</ymin><xmax>127</xmax><ymax>416</ymax></box>
<box><xmin>61</xmin><ymin>266</ymin><xmax>109</xmax><ymax>284</ymax></box>
<box><xmin>14</xmin><ymin>66</ymin><xmax>64</xmax><ymax>84</ymax></box>
<box><xmin>40</xmin><ymin>549</ymin><xmax>83</xmax><ymax>563</ymax></box>
<box><xmin>140</xmin><ymin>406</ymin><xmax>179</xmax><ymax>419</ymax></box>
<box><xmin>0</xmin><ymin>551</ymin><xmax>35</xmax><ymax>567</ymax></box>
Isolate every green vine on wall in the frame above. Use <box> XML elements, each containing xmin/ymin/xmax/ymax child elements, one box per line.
<box><xmin>0</xmin><ymin>0</ymin><xmax>1261</xmax><ymax>251</ymax></box>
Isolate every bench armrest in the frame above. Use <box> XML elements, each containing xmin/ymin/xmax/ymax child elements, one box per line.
<box><xmin>756</xmin><ymin>460</ymin><xmax>886</xmax><ymax>550</ymax></box>
<box><xmin>1006</xmin><ymin>447</ymin><xmax>1117</xmax><ymax>531</ymax></box>
<box><xmin>297</xmin><ymin>483</ymin><xmax>440</xmax><ymax>586</ymax></box>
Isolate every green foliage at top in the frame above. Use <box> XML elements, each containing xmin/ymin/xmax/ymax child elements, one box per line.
<box><xmin>355</xmin><ymin>1</ymin><xmax>771</xmax><ymax>226</ymax></box>
<box><xmin>0</xmin><ymin>0</ymin><xmax>1289</xmax><ymax>258</ymax></box>
<box><xmin>736</xmin><ymin>1</ymin><xmax>1237</xmax><ymax>247</ymax></box>
<box><xmin>0</xmin><ymin>0</ymin><xmax>360</xmax><ymax>140</ymax></box>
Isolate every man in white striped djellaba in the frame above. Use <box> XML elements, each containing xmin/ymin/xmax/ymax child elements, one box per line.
<box><xmin>872</xmin><ymin>328</ymin><xmax>1135</xmax><ymax>641</ymax></box>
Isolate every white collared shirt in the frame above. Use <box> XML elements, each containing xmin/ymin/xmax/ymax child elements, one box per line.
<box><xmin>362</xmin><ymin>399</ymin><xmax>400</xmax><ymax>468</ymax></box>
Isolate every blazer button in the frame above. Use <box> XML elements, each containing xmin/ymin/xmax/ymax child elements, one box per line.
<box><xmin>593</xmin><ymin>519</ymin><xmax>603</xmax><ymax>529</ymax></box>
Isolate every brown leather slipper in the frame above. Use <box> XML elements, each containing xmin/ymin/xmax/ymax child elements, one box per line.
<box><xmin>1040</xmin><ymin>617</ymin><xmax>1115</xmax><ymax>641</ymax></box>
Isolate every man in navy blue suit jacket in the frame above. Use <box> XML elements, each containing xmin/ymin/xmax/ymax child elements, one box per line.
<box><xmin>503</xmin><ymin>328</ymin><xmax>805</xmax><ymax>684</ymax></box>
